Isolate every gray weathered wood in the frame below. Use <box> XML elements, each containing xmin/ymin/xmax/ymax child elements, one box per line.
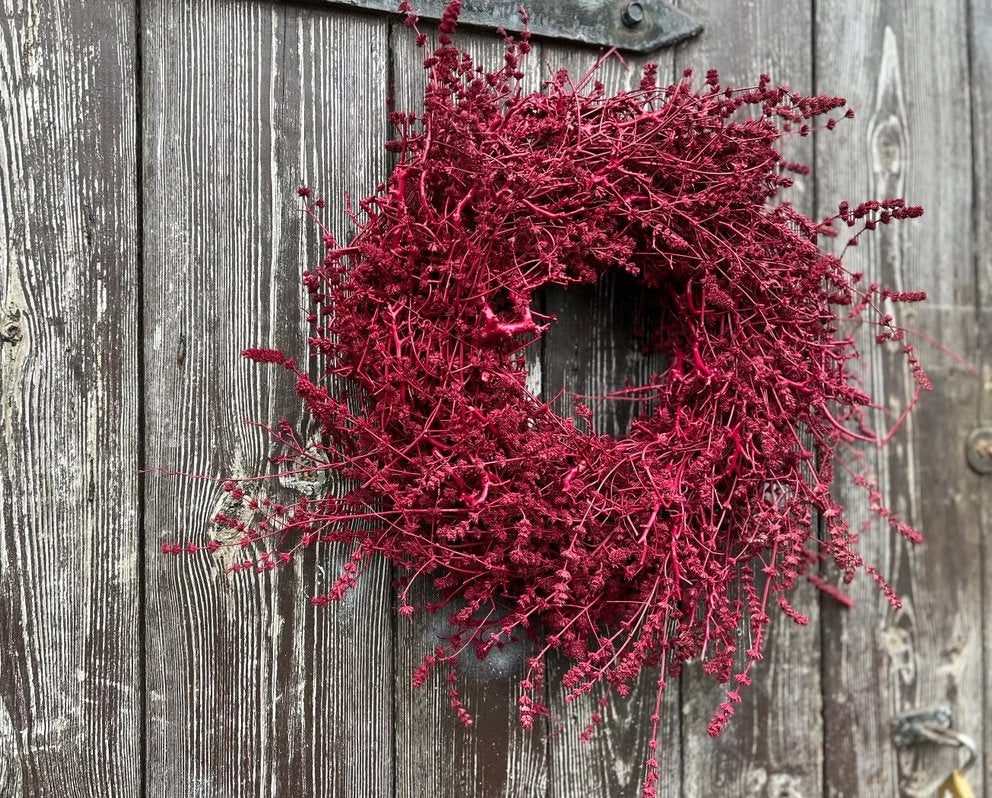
<box><xmin>389</xmin><ymin>25</ymin><xmax>549</xmax><ymax>798</ymax></box>
<box><xmin>0</xmin><ymin>0</ymin><xmax>986</xmax><ymax>794</ymax></box>
<box><xmin>142</xmin><ymin>2</ymin><xmax>393</xmax><ymax>794</ymax></box>
<box><xmin>815</xmin><ymin>2</ymin><xmax>984</xmax><ymax>795</ymax></box>
<box><xmin>970</xmin><ymin>0</ymin><xmax>992</xmax><ymax>794</ymax></box>
<box><xmin>667</xmin><ymin>2</ymin><xmax>825</xmax><ymax>796</ymax></box>
<box><xmin>0</xmin><ymin>0</ymin><xmax>141</xmax><ymax>795</ymax></box>
<box><xmin>537</xmin><ymin>42</ymin><xmax>683</xmax><ymax>798</ymax></box>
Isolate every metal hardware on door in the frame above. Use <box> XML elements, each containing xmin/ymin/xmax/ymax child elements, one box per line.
<box><xmin>966</xmin><ymin>427</ymin><xmax>992</xmax><ymax>474</ymax></box>
<box><xmin>937</xmin><ymin>769</ymin><xmax>976</xmax><ymax>798</ymax></box>
<box><xmin>321</xmin><ymin>1</ymin><xmax>703</xmax><ymax>52</ymax></box>
<box><xmin>891</xmin><ymin>705</ymin><xmax>978</xmax><ymax>798</ymax></box>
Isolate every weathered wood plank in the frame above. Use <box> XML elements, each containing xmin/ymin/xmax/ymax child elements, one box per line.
<box><xmin>980</xmin><ymin>296</ymin><xmax>992</xmax><ymax>796</ymax></box>
<box><xmin>0</xmin><ymin>0</ymin><xmax>141</xmax><ymax>794</ymax></box>
<box><xmin>667</xmin><ymin>2</ymin><xmax>825</xmax><ymax>796</ymax></box>
<box><xmin>142</xmin><ymin>2</ymin><xmax>393</xmax><ymax>794</ymax></box>
<box><xmin>969</xmin><ymin>0</ymin><xmax>992</xmax><ymax>793</ymax></box>
<box><xmin>389</xmin><ymin>24</ymin><xmax>549</xmax><ymax>798</ymax></box>
<box><xmin>815</xmin><ymin>2</ymin><xmax>983</xmax><ymax>795</ymax></box>
<box><xmin>976</xmin><ymin>2</ymin><xmax>992</xmax><ymax>317</ymax></box>
<box><xmin>537</xmin><ymin>42</ymin><xmax>683</xmax><ymax>798</ymax></box>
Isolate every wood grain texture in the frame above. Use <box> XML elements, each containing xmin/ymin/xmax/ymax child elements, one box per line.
<box><xmin>668</xmin><ymin>2</ymin><xmax>825</xmax><ymax>796</ymax></box>
<box><xmin>0</xmin><ymin>0</ymin><xmax>141</xmax><ymax>795</ymax></box>
<box><xmin>814</xmin><ymin>2</ymin><xmax>983</xmax><ymax>796</ymax></box>
<box><xmin>389</xmin><ymin>26</ymin><xmax>549</xmax><ymax>798</ymax></box>
<box><xmin>969</xmin><ymin>0</ymin><xmax>992</xmax><ymax>793</ymax></box>
<box><xmin>142</xmin><ymin>3</ymin><xmax>393</xmax><ymax>795</ymax></box>
<box><xmin>538</xmin><ymin>42</ymin><xmax>683</xmax><ymax>798</ymax></box>
<box><xmin>0</xmin><ymin>0</ymin><xmax>986</xmax><ymax>794</ymax></box>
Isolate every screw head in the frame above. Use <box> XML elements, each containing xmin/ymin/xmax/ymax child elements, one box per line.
<box><xmin>966</xmin><ymin>427</ymin><xmax>992</xmax><ymax>475</ymax></box>
<box><xmin>621</xmin><ymin>2</ymin><xmax>645</xmax><ymax>27</ymax></box>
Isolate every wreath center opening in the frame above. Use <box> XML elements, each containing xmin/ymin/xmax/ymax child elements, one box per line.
<box><xmin>539</xmin><ymin>269</ymin><xmax>666</xmax><ymax>439</ymax></box>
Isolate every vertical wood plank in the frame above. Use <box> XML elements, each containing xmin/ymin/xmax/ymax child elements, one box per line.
<box><xmin>668</xmin><ymin>2</ymin><xmax>825</xmax><ymax>795</ymax></box>
<box><xmin>142</xmin><ymin>2</ymin><xmax>393</xmax><ymax>794</ymax></box>
<box><xmin>0</xmin><ymin>0</ymin><xmax>141</xmax><ymax>795</ymax></box>
<box><xmin>814</xmin><ymin>2</ymin><xmax>983</xmax><ymax>795</ymax></box>
<box><xmin>537</xmin><ymin>43</ymin><xmax>683</xmax><ymax>798</ymax></box>
<box><xmin>970</xmin><ymin>0</ymin><xmax>992</xmax><ymax>793</ymax></box>
<box><xmin>389</xmin><ymin>24</ymin><xmax>549</xmax><ymax>798</ymax></box>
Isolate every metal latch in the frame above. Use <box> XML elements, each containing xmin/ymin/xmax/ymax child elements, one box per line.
<box><xmin>325</xmin><ymin>0</ymin><xmax>703</xmax><ymax>52</ymax></box>
<box><xmin>891</xmin><ymin>705</ymin><xmax>978</xmax><ymax>798</ymax></box>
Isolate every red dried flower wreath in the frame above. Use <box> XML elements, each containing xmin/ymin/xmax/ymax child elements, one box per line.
<box><xmin>166</xmin><ymin>3</ymin><xmax>930</xmax><ymax>793</ymax></box>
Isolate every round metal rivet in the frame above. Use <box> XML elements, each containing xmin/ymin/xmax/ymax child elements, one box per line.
<box><xmin>966</xmin><ymin>427</ymin><xmax>992</xmax><ymax>475</ymax></box>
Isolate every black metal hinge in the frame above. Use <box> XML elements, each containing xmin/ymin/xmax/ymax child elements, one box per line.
<box><xmin>328</xmin><ymin>1</ymin><xmax>702</xmax><ymax>52</ymax></box>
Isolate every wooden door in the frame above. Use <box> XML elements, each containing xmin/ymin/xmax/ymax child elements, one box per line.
<box><xmin>1</xmin><ymin>0</ymin><xmax>989</xmax><ymax>795</ymax></box>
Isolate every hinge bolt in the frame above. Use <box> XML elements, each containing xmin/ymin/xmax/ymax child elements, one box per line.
<box><xmin>621</xmin><ymin>2</ymin><xmax>645</xmax><ymax>27</ymax></box>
